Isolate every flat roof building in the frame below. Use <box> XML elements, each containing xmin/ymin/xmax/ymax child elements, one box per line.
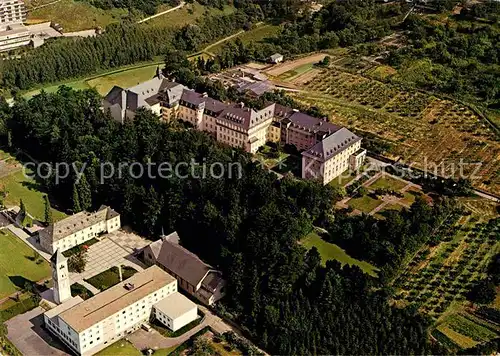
<box><xmin>44</xmin><ymin>265</ymin><xmax>197</xmax><ymax>355</ymax></box>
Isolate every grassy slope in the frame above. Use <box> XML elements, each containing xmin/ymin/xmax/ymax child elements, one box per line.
<box><xmin>348</xmin><ymin>195</ymin><xmax>383</xmax><ymax>213</ymax></box>
<box><xmin>0</xmin><ymin>169</ymin><xmax>67</xmax><ymax>222</ymax></box>
<box><xmin>28</xmin><ymin>0</ymin><xmax>130</xmax><ymax>32</ymax></box>
<box><xmin>207</xmin><ymin>24</ymin><xmax>281</xmax><ymax>54</ymax></box>
<box><xmin>301</xmin><ymin>232</ymin><xmax>378</xmax><ymax>277</ymax></box>
<box><xmin>144</xmin><ymin>2</ymin><xmax>235</xmax><ymax>28</ymax></box>
<box><xmin>0</xmin><ymin>230</ymin><xmax>51</xmax><ymax>298</ymax></box>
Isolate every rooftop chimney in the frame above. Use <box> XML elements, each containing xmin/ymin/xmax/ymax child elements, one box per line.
<box><xmin>239</xmin><ymin>102</ymin><xmax>245</xmax><ymax>108</ymax></box>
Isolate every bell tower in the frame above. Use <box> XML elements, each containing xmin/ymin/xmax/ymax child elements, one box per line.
<box><xmin>50</xmin><ymin>249</ymin><xmax>71</xmax><ymax>304</ymax></box>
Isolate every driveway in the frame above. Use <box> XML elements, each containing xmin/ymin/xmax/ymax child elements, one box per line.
<box><xmin>5</xmin><ymin>307</ymin><xmax>70</xmax><ymax>356</ymax></box>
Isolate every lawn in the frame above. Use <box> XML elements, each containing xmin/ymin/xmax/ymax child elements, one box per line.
<box><xmin>368</xmin><ymin>175</ymin><xmax>408</xmax><ymax>191</ymax></box>
<box><xmin>0</xmin><ymin>230</ymin><xmax>51</xmax><ymax>299</ymax></box>
<box><xmin>70</xmin><ymin>282</ymin><xmax>94</xmax><ymax>300</ymax></box>
<box><xmin>86</xmin><ymin>64</ymin><xmax>159</xmax><ymax>95</ymax></box>
<box><xmin>348</xmin><ymin>195</ymin><xmax>383</xmax><ymax>213</ymax></box>
<box><xmin>144</xmin><ymin>2</ymin><xmax>235</xmax><ymax>28</ymax></box>
<box><xmin>28</xmin><ymin>0</ymin><xmax>130</xmax><ymax>32</ymax></box>
<box><xmin>0</xmin><ymin>169</ymin><xmax>67</xmax><ymax>222</ymax></box>
<box><xmin>85</xmin><ymin>266</ymin><xmax>138</xmax><ymax>291</ymax></box>
<box><xmin>96</xmin><ymin>340</ymin><xmax>142</xmax><ymax>356</ymax></box>
<box><xmin>22</xmin><ymin>59</ymin><xmax>164</xmax><ymax>99</ymax></box>
<box><xmin>329</xmin><ymin>170</ymin><xmax>357</xmax><ymax>188</ymax></box>
<box><xmin>401</xmin><ymin>189</ymin><xmax>416</xmax><ymax>203</ymax></box>
<box><xmin>301</xmin><ymin>232</ymin><xmax>378</xmax><ymax>277</ymax></box>
<box><xmin>207</xmin><ymin>24</ymin><xmax>280</xmax><ymax>54</ymax></box>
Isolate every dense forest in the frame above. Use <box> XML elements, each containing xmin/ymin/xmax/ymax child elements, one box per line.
<box><xmin>0</xmin><ymin>89</ymin><xmax>442</xmax><ymax>354</ymax></box>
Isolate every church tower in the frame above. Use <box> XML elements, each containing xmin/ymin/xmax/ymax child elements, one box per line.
<box><xmin>50</xmin><ymin>249</ymin><xmax>71</xmax><ymax>304</ymax></box>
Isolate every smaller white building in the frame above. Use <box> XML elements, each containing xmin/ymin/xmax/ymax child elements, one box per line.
<box><xmin>153</xmin><ymin>292</ymin><xmax>198</xmax><ymax>331</ymax></box>
<box><xmin>269</xmin><ymin>53</ymin><xmax>284</xmax><ymax>64</ymax></box>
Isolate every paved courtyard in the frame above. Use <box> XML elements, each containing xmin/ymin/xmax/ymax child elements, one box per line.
<box><xmin>5</xmin><ymin>307</ymin><xmax>69</xmax><ymax>356</ymax></box>
<box><xmin>69</xmin><ymin>230</ymin><xmax>150</xmax><ymax>286</ymax></box>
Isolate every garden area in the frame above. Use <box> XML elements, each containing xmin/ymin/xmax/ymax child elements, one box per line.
<box><xmin>300</xmin><ymin>231</ymin><xmax>378</xmax><ymax>277</ymax></box>
<box><xmin>85</xmin><ymin>265</ymin><xmax>138</xmax><ymax>291</ymax></box>
<box><xmin>0</xmin><ymin>230</ymin><xmax>51</xmax><ymax>299</ymax></box>
<box><xmin>290</xmin><ymin>58</ymin><xmax>500</xmax><ymax>195</ymax></box>
<box><xmin>392</xmin><ymin>213</ymin><xmax>500</xmax><ymax>351</ymax></box>
<box><xmin>70</xmin><ymin>283</ymin><xmax>94</xmax><ymax>300</ymax></box>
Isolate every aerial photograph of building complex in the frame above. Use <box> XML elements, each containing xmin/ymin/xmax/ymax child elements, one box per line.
<box><xmin>0</xmin><ymin>0</ymin><xmax>498</xmax><ymax>355</ymax></box>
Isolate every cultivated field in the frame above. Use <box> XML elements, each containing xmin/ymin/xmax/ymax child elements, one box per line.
<box><xmin>273</xmin><ymin>52</ymin><xmax>500</xmax><ymax>195</ymax></box>
<box><xmin>392</xmin><ymin>208</ymin><xmax>500</xmax><ymax>350</ymax></box>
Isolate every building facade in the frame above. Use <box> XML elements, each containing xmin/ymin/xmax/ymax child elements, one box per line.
<box><xmin>0</xmin><ymin>0</ymin><xmax>26</xmax><ymax>29</ymax></box>
<box><xmin>0</xmin><ymin>0</ymin><xmax>29</xmax><ymax>52</ymax></box>
<box><xmin>51</xmin><ymin>250</ymin><xmax>72</xmax><ymax>305</ymax></box>
<box><xmin>143</xmin><ymin>231</ymin><xmax>226</xmax><ymax>306</ymax></box>
<box><xmin>103</xmin><ymin>77</ymin><xmax>366</xmax><ymax>185</ymax></box>
<box><xmin>39</xmin><ymin>205</ymin><xmax>120</xmax><ymax>254</ymax></box>
<box><xmin>44</xmin><ymin>265</ymin><xmax>197</xmax><ymax>356</ymax></box>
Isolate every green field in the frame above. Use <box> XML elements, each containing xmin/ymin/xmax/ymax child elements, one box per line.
<box><xmin>144</xmin><ymin>2</ymin><xmax>235</xmax><ymax>28</ymax></box>
<box><xmin>328</xmin><ymin>170</ymin><xmax>356</xmax><ymax>188</ymax></box>
<box><xmin>86</xmin><ymin>65</ymin><xmax>159</xmax><ymax>96</ymax></box>
<box><xmin>207</xmin><ymin>24</ymin><xmax>281</xmax><ymax>54</ymax></box>
<box><xmin>278</xmin><ymin>63</ymin><xmax>314</xmax><ymax>82</ymax></box>
<box><xmin>96</xmin><ymin>340</ymin><xmax>142</xmax><ymax>356</ymax></box>
<box><xmin>28</xmin><ymin>0</ymin><xmax>130</xmax><ymax>32</ymax></box>
<box><xmin>348</xmin><ymin>195</ymin><xmax>383</xmax><ymax>213</ymax></box>
<box><xmin>0</xmin><ymin>169</ymin><xmax>67</xmax><ymax>222</ymax></box>
<box><xmin>301</xmin><ymin>232</ymin><xmax>378</xmax><ymax>277</ymax></box>
<box><xmin>368</xmin><ymin>175</ymin><xmax>408</xmax><ymax>191</ymax></box>
<box><xmin>23</xmin><ymin>61</ymin><xmax>164</xmax><ymax>98</ymax></box>
<box><xmin>0</xmin><ymin>230</ymin><xmax>51</xmax><ymax>299</ymax></box>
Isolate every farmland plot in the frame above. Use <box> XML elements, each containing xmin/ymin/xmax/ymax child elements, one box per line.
<box><xmin>291</xmin><ymin>66</ymin><xmax>500</xmax><ymax>195</ymax></box>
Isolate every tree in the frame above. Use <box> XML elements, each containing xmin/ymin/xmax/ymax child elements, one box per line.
<box><xmin>72</xmin><ymin>183</ymin><xmax>81</xmax><ymax>213</ymax></box>
<box><xmin>44</xmin><ymin>194</ymin><xmax>53</xmax><ymax>225</ymax></box>
<box><xmin>77</xmin><ymin>174</ymin><xmax>92</xmax><ymax>211</ymax></box>
<box><xmin>68</xmin><ymin>249</ymin><xmax>87</xmax><ymax>273</ymax></box>
<box><xmin>467</xmin><ymin>279</ymin><xmax>496</xmax><ymax>304</ymax></box>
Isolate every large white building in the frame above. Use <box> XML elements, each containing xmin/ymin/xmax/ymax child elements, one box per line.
<box><xmin>0</xmin><ymin>0</ymin><xmax>30</xmax><ymax>52</ymax></box>
<box><xmin>44</xmin><ymin>260</ymin><xmax>198</xmax><ymax>356</ymax></box>
<box><xmin>39</xmin><ymin>205</ymin><xmax>121</xmax><ymax>254</ymax></box>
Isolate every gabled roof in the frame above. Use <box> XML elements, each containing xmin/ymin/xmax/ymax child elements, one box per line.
<box><xmin>302</xmin><ymin>127</ymin><xmax>361</xmax><ymax>161</ymax></box>
<box><xmin>156</xmin><ymin>240</ymin><xmax>212</xmax><ymax>287</ymax></box>
<box><xmin>217</xmin><ymin>103</ymin><xmax>275</xmax><ymax>130</ymax></box>
<box><xmin>40</xmin><ymin>206</ymin><xmax>119</xmax><ymax>243</ymax></box>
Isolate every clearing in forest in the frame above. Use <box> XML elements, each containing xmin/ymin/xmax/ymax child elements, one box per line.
<box><xmin>300</xmin><ymin>231</ymin><xmax>379</xmax><ymax>277</ymax></box>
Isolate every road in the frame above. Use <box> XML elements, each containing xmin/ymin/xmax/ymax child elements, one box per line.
<box><xmin>137</xmin><ymin>1</ymin><xmax>186</xmax><ymax>24</ymax></box>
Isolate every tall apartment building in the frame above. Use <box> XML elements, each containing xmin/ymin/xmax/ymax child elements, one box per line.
<box><xmin>0</xmin><ymin>0</ymin><xmax>29</xmax><ymax>52</ymax></box>
<box><xmin>0</xmin><ymin>0</ymin><xmax>26</xmax><ymax>28</ymax></box>
<box><xmin>44</xmin><ymin>264</ymin><xmax>198</xmax><ymax>355</ymax></box>
<box><xmin>39</xmin><ymin>205</ymin><xmax>121</xmax><ymax>254</ymax></box>
<box><xmin>103</xmin><ymin>78</ymin><xmax>366</xmax><ymax>184</ymax></box>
